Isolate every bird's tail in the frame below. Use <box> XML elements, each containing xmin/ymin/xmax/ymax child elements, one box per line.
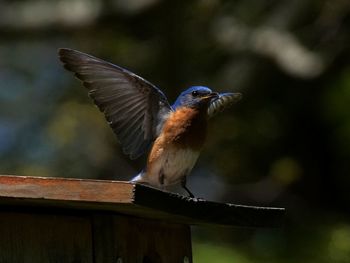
<box><xmin>130</xmin><ymin>173</ymin><xmax>142</xmax><ymax>182</ymax></box>
<box><xmin>130</xmin><ymin>171</ymin><xmax>147</xmax><ymax>183</ymax></box>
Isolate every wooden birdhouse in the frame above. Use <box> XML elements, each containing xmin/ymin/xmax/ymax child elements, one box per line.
<box><xmin>0</xmin><ymin>175</ymin><xmax>284</xmax><ymax>262</ymax></box>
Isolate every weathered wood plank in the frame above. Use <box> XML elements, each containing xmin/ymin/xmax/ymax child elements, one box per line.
<box><xmin>0</xmin><ymin>175</ymin><xmax>285</xmax><ymax>227</ymax></box>
<box><xmin>0</xmin><ymin>211</ymin><xmax>93</xmax><ymax>263</ymax></box>
<box><xmin>91</xmin><ymin>214</ymin><xmax>116</xmax><ymax>263</ymax></box>
<box><xmin>0</xmin><ymin>175</ymin><xmax>133</xmax><ymax>203</ymax></box>
<box><xmin>92</xmin><ymin>214</ymin><xmax>192</xmax><ymax>263</ymax></box>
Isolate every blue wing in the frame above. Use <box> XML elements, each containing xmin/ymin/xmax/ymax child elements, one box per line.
<box><xmin>207</xmin><ymin>92</ymin><xmax>242</xmax><ymax>118</ymax></box>
<box><xmin>59</xmin><ymin>48</ymin><xmax>172</xmax><ymax>159</ymax></box>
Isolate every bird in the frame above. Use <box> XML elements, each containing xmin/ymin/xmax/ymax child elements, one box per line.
<box><xmin>58</xmin><ymin>48</ymin><xmax>241</xmax><ymax>197</ymax></box>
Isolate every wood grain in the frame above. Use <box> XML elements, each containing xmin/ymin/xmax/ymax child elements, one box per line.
<box><xmin>0</xmin><ymin>212</ymin><xmax>93</xmax><ymax>263</ymax></box>
<box><xmin>92</xmin><ymin>214</ymin><xmax>192</xmax><ymax>263</ymax></box>
<box><xmin>0</xmin><ymin>175</ymin><xmax>285</xmax><ymax>227</ymax></box>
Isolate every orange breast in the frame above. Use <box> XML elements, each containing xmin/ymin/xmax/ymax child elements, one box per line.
<box><xmin>145</xmin><ymin>107</ymin><xmax>207</xmax><ymax>183</ymax></box>
<box><xmin>161</xmin><ymin>107</ymin><xmax>208</xmax><ymax>150</ymax></box>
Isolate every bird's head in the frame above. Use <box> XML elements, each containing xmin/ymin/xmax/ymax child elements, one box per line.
<box><xmin>173</xmin><ymin>86</ymin><xmax>219</xmax><ymax>109</ymax></box>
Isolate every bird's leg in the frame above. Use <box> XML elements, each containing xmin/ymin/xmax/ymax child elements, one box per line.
<box><xmin>181</xmin><ymin>177</ymin><xmax>194</xmax><ymax>198</ymax></box>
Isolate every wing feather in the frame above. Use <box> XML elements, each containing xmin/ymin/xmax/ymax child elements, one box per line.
<box><xmin>59</xmin><ymin>48</ymin><xmax>172</xmax><ymax>159</ymax></box>
<box><xmin>207</xmin><ymin>92</ymin><xmax>242</xmax><ymax>118</ymax></box>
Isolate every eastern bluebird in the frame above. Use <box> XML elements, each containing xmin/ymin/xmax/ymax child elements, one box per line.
<box><xmin>59</xmin><ymin>48</ymin><xmax>241</xmax><ymax>197</ymax></box>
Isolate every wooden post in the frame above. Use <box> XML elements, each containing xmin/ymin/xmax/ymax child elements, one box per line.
<box><xmin>0</xmin><ymin>175</ymin><xmax>284</xmax><ymax>263</ymax></box>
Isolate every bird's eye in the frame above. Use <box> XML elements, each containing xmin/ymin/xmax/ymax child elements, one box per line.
<box><xmin>192</xmin><ymin>91</ymin><xmax>199</xmax><ymax>97</ymax></box>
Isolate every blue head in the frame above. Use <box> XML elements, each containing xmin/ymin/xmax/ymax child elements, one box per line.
<box><xmin>172</xmin><ymin>86</ymin><xmax>219</xmax><ymax>109</ymax></box>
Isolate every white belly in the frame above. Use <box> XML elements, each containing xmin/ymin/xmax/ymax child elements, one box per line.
<box><xmin>146</xmin><ymin>147</ymin><xmax>200</xmax><ymax>187</ymax></box>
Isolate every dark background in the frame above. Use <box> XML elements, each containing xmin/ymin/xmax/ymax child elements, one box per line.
<box><xmin>0</xmin><ymin>0</ymin><xmax>349</xmax><ymax>262</ymax></box>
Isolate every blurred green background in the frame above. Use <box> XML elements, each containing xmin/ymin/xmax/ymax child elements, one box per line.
<box><xmin>0</xmin><ymin>0</ymin><xmax>349</xmax><ymax>262</ymax></box>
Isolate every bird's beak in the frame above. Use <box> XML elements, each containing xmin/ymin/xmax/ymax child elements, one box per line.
<box><xmin>201</xmin><ymin>92</ymin><xmax>219</xmax><ymax>100</ymax></box>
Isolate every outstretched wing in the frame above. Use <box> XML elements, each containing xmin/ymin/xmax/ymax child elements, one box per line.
<box><xmin>58</xmin><ymin>48</ymin><xmax>172</xmax><ymax>159</ymax></box>
<box><xmin>207</xmin><ymin>92</ymin><xmax>242</xmax><ymax>118</ymax></box>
